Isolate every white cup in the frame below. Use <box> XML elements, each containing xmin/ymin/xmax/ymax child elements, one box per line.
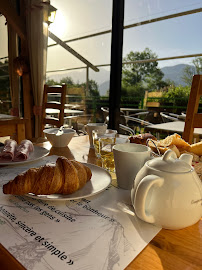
<box><xmin>85</xmin><ymin>123</ymin><xmax>107</xmax><ymax>148</ymax></box>
<box><xmin>113</xmin><ymin>143</ymin><xmax>151</xmax><ymax>190</ymax></box>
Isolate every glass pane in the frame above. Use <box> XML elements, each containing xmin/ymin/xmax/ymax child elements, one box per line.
<box><xmin>47</xmin><ymin>0</ymin><xmax>112</xmax><ymax>132</ymax></box>
<box><xmin>0</xmin><ymin>15</ymin><xmax>11</xmax><ymax>115</ymax></box>
<box><xmin>122</xmin><ymin>0</ymin><xmax>202</xmax><ymax>135</ymax></box>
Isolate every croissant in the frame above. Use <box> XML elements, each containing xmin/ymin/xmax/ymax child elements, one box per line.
<box><xmin>3</xmin><ymin>157</ymin><xmax>92</xmax><ymax>195</ymax></box>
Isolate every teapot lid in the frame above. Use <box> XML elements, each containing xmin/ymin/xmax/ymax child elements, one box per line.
<box><xmin>147</xmin><ymin>150</ymin><xmax>193</xmax><ymax>173</ymax></box>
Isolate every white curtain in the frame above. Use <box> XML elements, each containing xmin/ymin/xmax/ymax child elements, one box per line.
<box><xmin>25</xmin><ymin>0</ymin><xmax>49</xmax><ymax>137</ymax></box>
<box><xmin>8</xmin><ymin>19</ymin><xmax>20</xmax><ymax>116</ymax></box>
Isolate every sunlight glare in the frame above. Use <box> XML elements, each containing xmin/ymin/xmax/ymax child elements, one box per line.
<box><xmin>49</xmin><ymin>10</ymin><xmax>68</xmax><ymax>38</ymax></box>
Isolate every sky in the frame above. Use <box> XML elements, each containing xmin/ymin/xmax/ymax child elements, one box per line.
<box><xmin>0</xmin><ymin>0</ymin><xmax>202</xmax><ymax>84</ymax></box>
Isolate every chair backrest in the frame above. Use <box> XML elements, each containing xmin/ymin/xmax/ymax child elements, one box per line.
<box><xmin>144</xmin><ymin>91</ymin><xmax>163</xmax><ymax>109</ymax></box>
<box><xmin>119</xmin><ymin>124</ymin><xmax>135</xmax><ymax>135</ymax></box>
<box><xmin>124</xmin><ymin>115</ymin><xmax>152</xmax><ymax>126</ymax></box>
<box><xmin>182</xmin><ymin>75</ymin><xmax>202</xmax><ymax>143</ymax></box>
<box><xmin>40</xmin><ymin>84</ymin><xmax>67</xmax><ymax>136</ymax></box>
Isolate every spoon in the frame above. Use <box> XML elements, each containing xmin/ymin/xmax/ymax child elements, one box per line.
<box><xmin>56</xmin><ymin>126</ymin><xmax>64</xmax><ymax>136</ymax></box>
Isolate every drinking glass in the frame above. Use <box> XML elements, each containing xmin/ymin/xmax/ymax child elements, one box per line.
<box><xmin>98</xmin><ymin>130</ymin><xmax>117</xmax><ymax>172</ymax></box>
<box><xmin>85</xmin><ymin>123</ymin><xmax>107</xmax><ymax>148</ymax></box>
<box><xmin>93</xmin><ymin>129</ymin><xmax>117</xmax><ymax>158</ymax></box>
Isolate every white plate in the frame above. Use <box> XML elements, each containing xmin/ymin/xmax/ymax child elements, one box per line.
<box><xmin>0</xmin><ymin>146</ymin><xmax>50</xmax><ymax>166</ymax></box>
<box><xmin>26</xmin><ymin>163</ymin><xmax>111</xmax><ymax>201</ymax></box>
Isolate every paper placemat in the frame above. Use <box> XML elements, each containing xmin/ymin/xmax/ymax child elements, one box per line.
<box><xmin>0</xmin><ymin>156</ymin><xmax>161</xmax><ymax>270</ymax></box>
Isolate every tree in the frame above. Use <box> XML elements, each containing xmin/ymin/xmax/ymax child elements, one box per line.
<box><xmin>80</xmin><ymin>80</ymin><xmax>100</xmax><ymax>98</ymax></box>
<box><xmin>60</xmin><ymin>76</ymin><xmax>74</xmax><ymax>86</ymax></box>
<box><xmin>46</xmin><ymin>78</ymin><xmax>59</xmax><ymax>85</ymax></box>
<box><xmin>121</xmin><ymin>82</ymin><xmax>145</xmax><ymax>98</ymax></box>
<box><xmin>193</xmin><ymin>57</ymin><xmax>202</xmax><ymax>74</ymax></box>
<box><xmin>181</xmin><ymin>56</ymin><xmax>202</xmax><ymax>86</ymax></box>
<box><xmin>162</xmin><ymin>85</ymin><xmax>190</xmax><ymax>107</ymax></box>
<box><xmin>181</xmin><ymin>66</ymin><xmax>195</xmax><ymax>86</ymax></box>
<box><xmin>122</xmin><ymin>48</ymin><xmax>166</xmax><ymax>91</ymax></box>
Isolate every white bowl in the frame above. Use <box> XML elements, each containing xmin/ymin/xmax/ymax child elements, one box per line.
<box><xmin>43</xmin><ymin>128</ymin><xmax>76</xmax><ymax>147</ymax></box>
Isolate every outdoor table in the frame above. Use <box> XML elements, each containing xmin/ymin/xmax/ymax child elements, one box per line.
<box><xmin>120</xmin><ymin>108</ymin><xmax>146</xmax><ymax>116</ymax></box>
<box><xmin>145</xmin><ymin>121</ymin><xmax>202</xmax><ymax>140</ymax></box>
<box><xmin>0</xmin><ymin>135</ymin><xmax>201</xmax><ymax>270</ymax></box>
<box><xmin>46</xmin><ymin>108</ymin><xmax>84</xmax><ymax>126</ymax></box>
<box><xmin>46</xmin><ymin>108</ymin><xmax>83</xmax><ymax>115</ymax></box>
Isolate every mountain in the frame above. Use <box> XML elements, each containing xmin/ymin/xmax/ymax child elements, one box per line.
<box><xmin>161</xmin><ymin>64</ymin><xmax>195</xmax><ymax>86</ymax></box>
<box><xmin>97</xmin><ymin>64</ymin><xmax>195</xmax><ymax>95</ymax></box>
<box><xmin>47</xmin><ymin>64</ymin><xmax>194</xmax><ymax>96</ymax></box>
<box><xmin>99</xmin><ymin>80</ymin><xmax>110</xmax><ymax>96</ymax></box>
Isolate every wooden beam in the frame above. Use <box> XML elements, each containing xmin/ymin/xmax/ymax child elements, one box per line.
<box><xmin>20</xmin><ymin>0</ymin><xmax>34</xmax><ymax>139</ymax></box>
<box><xmin>48</xmin><ymin>31</ymin><xmax>99</xmax><ymax>72</ymax></box>
<box><xmin>0</xmin><ymin>0</ymin><xmax>26</xmax><ymax>40</ymax></box>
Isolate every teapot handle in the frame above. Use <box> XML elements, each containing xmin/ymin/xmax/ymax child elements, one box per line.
<box><xmin>134</xmin><ymin>174</ymin><xmax>164</xmax><ymax>224</ymax></box>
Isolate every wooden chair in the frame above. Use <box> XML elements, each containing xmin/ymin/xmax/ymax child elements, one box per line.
<box><xmin>40</xmin><ymin>84</ymin><xmax>67</xmax><ymax>137</ymax></box>
<box><xmin>182</xmin><ymin>75</ymin><xmax>202</xmax><ymax>144</ymax></box>
<box><xmin>144</xmin><ymin>91</ymin><xmax>163</xmax><ymax>109</ymax></box>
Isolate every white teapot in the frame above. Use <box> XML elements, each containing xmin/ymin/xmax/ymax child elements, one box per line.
<box><xmin>131</xmin><ymin>150</ymin><xmax>202</xmax><ymax>230</ymax></box>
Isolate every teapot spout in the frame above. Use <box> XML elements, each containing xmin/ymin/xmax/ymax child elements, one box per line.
<box><xmin>179</xmin><ymin>153</ymin><xmax>193</xmax><ymax>166</ymax></box>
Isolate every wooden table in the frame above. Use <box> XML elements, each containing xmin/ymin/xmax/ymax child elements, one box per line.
<box><xmin>0</xmin><ymin>135</ymin><xmax>201</xmax><ymax>270</ymax></box>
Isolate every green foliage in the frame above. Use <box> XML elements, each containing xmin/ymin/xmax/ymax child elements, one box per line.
<box><xmin>122</xmin><ymin>48</ymin><xmax>167</xmax><ymax>91</ymax></box>
<box><xmin>60</xmin><ymin>76</ymin><xmax>74</xmax><ymax>86</ymax></box>
<box><xmin>162</xmin><ymin>85</ymin><xmax>190</xmax><ymax>106</ymax></box>
<box><xmin>193</xmin><ymin>57</ymin><xmax>202</xmax><ymax>74</ymax></box>
<box><xmin>121</xmin><ymin>82</ymin><xmax>145</xmax><ymax>98</ymax></box>
<box><xmin>164</xmin><ymin>78</ymin><xmax>176</xmax><ymax>87</ymax></box>
<box><xmin>46</xmin><ymin>78</ymin><xmax>59</xmax><ymax>85</ymax></box>
<box><xmin>46</xmin><ymin>76</ymin><xmax>74</xmax><ymax>86</ymax></box>
<box><xmin>181</xmin><ymin>66</ymin><xmax>195</xmax><ymax>86</ymax></box>
<box><xmin>181</xmin><ymin>56</ymin><xmax>202</xmax><ymax>86</ymax></box>
<box><xmin>46</xmin><ymin>76</ymin><xmax>100</xmax><ymax>98</ymax></box>
<box><xmin>80</xmin><ymin>80</ymin><xmax>100</xmax><ymax>98</ymax></box>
